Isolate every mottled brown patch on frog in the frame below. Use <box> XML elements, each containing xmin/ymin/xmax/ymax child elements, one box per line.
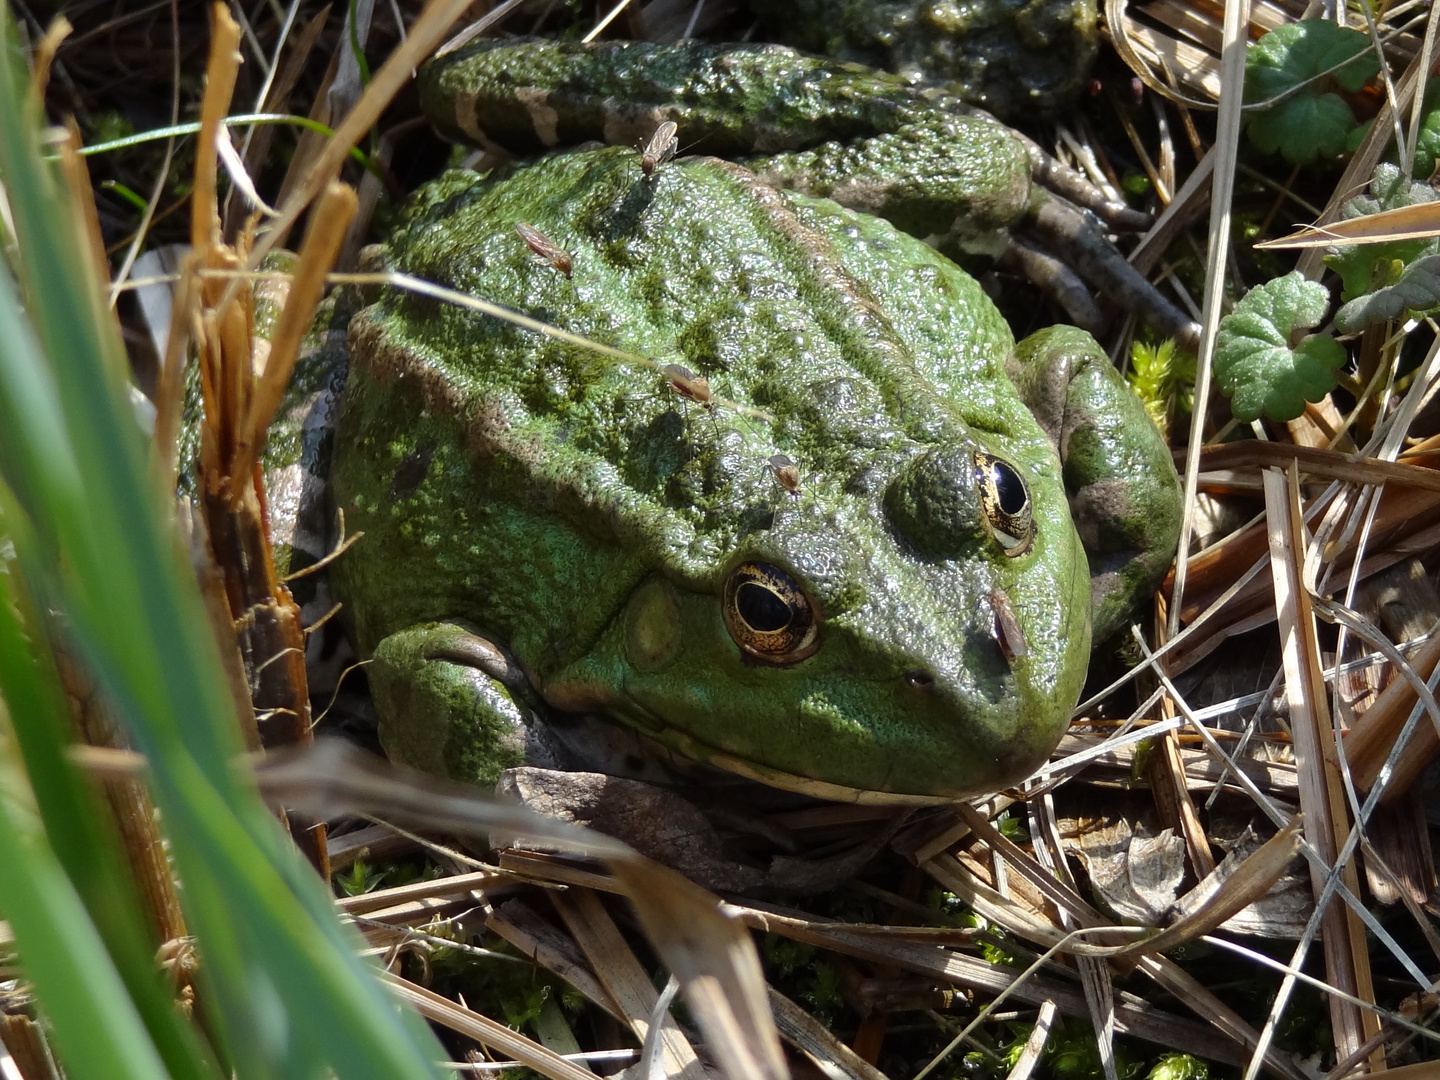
<box><xmin>445</xmin><ymin>88</ymin><xmax>486</xmax><ymax>144</ymax></box>
<box><xmin>350</xmin><ymin>318</ymin><xmax>462</xmax><ymax>411</ymax></box>
<box><xmin>708</xmin><ymin>160</ymin><xmax>903</xmax><ymax>350</ymax></box>
<box><xmin>464</xmin><ymin>398</ymin><xmax>529</xmax><ymax>463</ymax></box>
<box><xmin>1069</xmin><ymin>479</ymin><xmax>1133</xmax><ymax>551</ymax></box>
<box><xmin>815</xmin><ymin>177</ymin><xmax>890</xmax><ymax>219</ymax></box>
<box><xmin>1003</xmin><ymin>347</ymin><xmax>1065</xmax><ymax>453</ymax></box>
<box><xmin>351</xmin><ymin>317</ymin><xmax>564</xmax><ymax>508</ymax></box>
<box><xmin>515</xmin><ymin>87</ymin><xmax>560</xmax><ymax>146</ymax></box>
<box><xmin>600</xmin><ymin>105</ymin><xmax>679</xmax><ymax>149</ymax></box>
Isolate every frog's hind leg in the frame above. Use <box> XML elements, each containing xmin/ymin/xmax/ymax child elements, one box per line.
<box><xmin>368</xmin><ymin>621</ymin><xmax>538</xmax><ymax>788</ymax></box>
<box><xmin>1007</xmin><ymin>326</ymin><xmax>1182</xmax><ymax>643</ymax></box>
<box><xmin>750</xmin><ymin>111</ymin><xmax>1201</xmax><ymax>352</ymax></box>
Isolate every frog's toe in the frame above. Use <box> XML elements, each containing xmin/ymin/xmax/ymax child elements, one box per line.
<box><xmin>1018</xmin><ymin>132</ymin><xmax>1152</xmax><ymax>233</ymax></box>
<box><xmin>1025</xmin><ymin>192</ymin><xmax>1201</xmax><ymax>353</ymax></box>
<box><xmin>370</xmin><ymin>621</ymin><xmax>534</xmax><ymax>788</ymax></box>
<box><xmin>996</xmin><ymin>235</ymin><xmax>1106</xmax><ymax>337</ymax></box>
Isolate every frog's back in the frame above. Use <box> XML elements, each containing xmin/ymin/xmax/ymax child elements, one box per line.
<box><xmin>334</xmin><ymin>149</ymin><xmax>1068</xmax><ymax>685</ymax></box>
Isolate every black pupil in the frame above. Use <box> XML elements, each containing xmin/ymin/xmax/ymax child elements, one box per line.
<box><xmin>990</xmin><ymin>462</ymin><xmax>1027</xmax><ymax>515</ymax></box>
<box><xmin>737</xmin><ymin>581</ymin><xmax>792</xmax><ymax>633</ymax></box>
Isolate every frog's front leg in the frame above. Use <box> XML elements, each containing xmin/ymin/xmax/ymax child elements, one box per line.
<box><xmin>369</xmin><ymin>621</ymin><xmax>535</xmax><ymax>787</ymax></box>
<box><xmin>1007</xmin><ymin>327</ymin><xmax>1182</xmax><ymax>642</ymax></box>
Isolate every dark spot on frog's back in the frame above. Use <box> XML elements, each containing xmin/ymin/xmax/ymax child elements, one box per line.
<box><xmin>622</xmin><ymin>412</ymin><xmax>687</xmax><ymax>493</ymax></box>
<box><xmin>389</xmin><ymin>442</ymin><xmax>436</xmax><ymax>501</ymax></box>
<box><xmin>677</xmin><ymin>316</ymin><xmax>720</xmax><ymax>365</ymax></box>
<box><xmin>843</xmin><ymin>464</ymin><xmax>887</xmax><ymax>497</ymax></box>
<box><xmin>592</xmin><ymin>177</ymin><xmax>659</xmax><ymax>249</ymax></box>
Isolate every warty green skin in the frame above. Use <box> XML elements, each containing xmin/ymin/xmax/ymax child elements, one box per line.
<box><xmin>756</xmin><ymin>0</ymin><xmax>1098</xmax><ymax>120</ymax></box>
<box><xmin>420</xmin><ymin>39</ymin><xmax>1035</xmax><ymax>246</ymax></box>
<box><xmin>331</xmin><ymin>146</ymin><xmax>1179</xmax><ymax>801</ymax></box>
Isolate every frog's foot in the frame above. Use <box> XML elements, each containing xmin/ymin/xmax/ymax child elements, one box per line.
<box><xmin>996</xmin><ymin>235</ymin><xmax>1106</xmax><ymax>337</ymax></box>
<box><xmin>1009</xmin><ymin>136</ymin><xmax>1200</xmax><ymax>351</ymax></box>
<box><xmin>1014</xmin><ymin>132</ymin><xmax>1152</xmax><ymax>233</ymax></box>
<box><xmin>1021</xmin><ymin>191</ymin><xmax>1201</xmax><ymax>354</ymax></box>
<box><xmin>497</xmin><ymin>767</ymin><xmax>908</xmax><ymax>895</ymax></box>
<box><xmin>1007</xmin><ymin>326</ymin><xmax>1183</xmax><ymax>642</ymax></box>
<box><xmin>369</xmin><ymin>621</ymin><xmax>535</xmax><ymax>788</ymax></box>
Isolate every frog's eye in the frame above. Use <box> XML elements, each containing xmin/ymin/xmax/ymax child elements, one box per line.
<box><xmin>723</xmin><ymin>561</ymin><xmax>819</xmax><ymax>664</ymax></box>
<box><xmin>974</xmin><ymin>451</ymin><xmax>1034</xmax><ymax>557</ymax></box>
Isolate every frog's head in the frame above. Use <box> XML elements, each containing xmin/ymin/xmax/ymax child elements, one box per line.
<box><xmin>543</xmin><ymin>429</ymin><xmax>1091</xmax><ymax>803</ymax></box>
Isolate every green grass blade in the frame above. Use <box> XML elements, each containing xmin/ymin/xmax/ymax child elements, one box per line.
<box><xmin>0</xmin><ymin>480</ymin><xmax>221</xmax><ymax>1080</ymax></box>
<box><xmin>0</xmin><ymin>5</ymin><xmax>447</xmax><ymax>1077</ymax></box>
<box><xmin>0</xmin><ymin>553</ymin><xmax>174</xmax><ymax>1080</ymax></box>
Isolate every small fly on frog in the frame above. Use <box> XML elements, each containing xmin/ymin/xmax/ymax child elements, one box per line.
<box><xmin>640</xmin><ymin>121</ymin><xmax>679</xmax><ymax>178</ymax></box>
<box><xmin>514</xmin><ymin>222</ymin><xmax>573</xmax><ymax>278</ymax></box>
<box><xmin>661</xmin><ymin>362</ymin><xmax>712</xmax><ymax>409</ymax></box>
<box><xmin>766</xmin><ymin>454</ymin><xmax>801</xmax><ymax>499</ymax></box>
<box><xmin>989</xmin><ymin>588</ymin><xmax>1028</xmax><ymax>662</ymax></box>
<box><xmin>660</xmin><ymin>361</ymin><xmax>724</xmax><ymax>445</ymax></box>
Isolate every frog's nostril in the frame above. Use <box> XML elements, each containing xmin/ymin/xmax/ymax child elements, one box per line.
<box><xmin>904</xmin><ymin>669</ymin><xmax>935</xmax><ymax>689</ymax></box>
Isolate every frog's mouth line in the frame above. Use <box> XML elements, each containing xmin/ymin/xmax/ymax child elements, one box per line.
<box><xmin>623</xmin><ymin>713</ymin><xmax>961</xmax><ymax>806</ymax></box>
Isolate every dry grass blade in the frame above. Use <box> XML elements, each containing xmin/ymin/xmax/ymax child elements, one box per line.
<box><xmin>1295</xmin><ymin>51</ymin><xmax>1430</xmax><ymax>280</ymax></box>
<box><xmin>1148</xmin><ymin>724</ymin><xmax>1215</xmax><ymax>878</ymax></box>
<box><xmin>925</xmin><ymin>834</ymin><xmax>1303</xmax><ymax>1077</ymax></box>
<box><xmin>1198</xmin><ymin>441</ymin><xmax>1440</xmax><ymax>493</ymax></box>
<box><xmin>385</xmin><ymin>975</ymin><xmax>596</xmax><ymax>1080</ymax></box>
<box><xmin>552</xmin><ymin>888</ymin><xmax>706</xmax><ymax>1080</ymax></box>
<box><xmin>1357</xmin><ymin>1063</ymin><xmax>1440</xmax><ymax>1080</ymax></box>
<box><xmin>192</xmin><ymin>5</ymin><xmax>241</xmax><ymax>256</ymax></box>
<box><xmin>1131</xmin><ymin>956</ymin><xmax>1306</xmax><ymax>1080</ymax></box>
<box><xmin>924</xmin><ymin>855</ymin><xmax>1068</xmax><ymax>949</ymax></box>
<box><xmin>236</xmin><ymin>0</ymin><xmax>520</xmax><ymax>294</ymax></box>
<box><xmin>1024</xmin><ymin>795</ymin><xmax>1116</xmax><ymax>1080</ymax></box>
<box><xmin>327</xmin><ymin>821</ymin><xmax>419</xmax><ymax>871</ymax></box>
<box><xmin>26</xmin><ymin>15</ymin><xmax>71</xmax><ymax>106</ymax></box>
<box><xmin>1128</xmin><ymin>145</ymin><xmax>1214</xmax><ymax>275</ymax></box>
<box><xmin>166</xmin><ymin>6</ymin><xmax>366</xmax><ymax>875</ymax></box>
<box><xmin>1103</xmin><ymin>0</ymin><xmax>1216</xmax><ymax>109</ymax></box>
<box><xmin>768</xmin><ymin>989</ymin><xmax>890</xmax><ymax>1080</ymax></box>
<box><xmin>255</xmin><ymin>739</ymin><xmax>788</xmax><ymax>1080</ymax></box>
<box><xmin>607</xmin><ymin>866</ymin><xmax>786</xmax><ymax>1080</ymax></box>
<box><xmin>1005</xmin><ymin>1000</ymin><xmax>1056</xmax><ymax>1080</ymax></box>
<box><xmin>1264</xmin><ymin>465</ymin><xmax>1381</xmax><ymax>1066</ymax></box>
<box><xmin>1166</xmin><ymin>0</ymin><xmax>1250</xmax><ymax>639</ymax></box>
<box><xmin>44</xmin><ymin>108</ymin><xmax>195</xmax><ymax>957</ymax></box>
<box><xmin>55</xmin><ymin>123</ymin><xmax>112</xmax><ymax>328</ymax></box>
<box><xmin>54</xmin><ymin>655</ymin><xmax>188</xmax><ymax>950</ymax></box>
<box><xmin>954</xmin><ymin>805</ymin><xmax>1100</xmax><ymax>923</ymax></box>
<box><xmin>1258</xmin><ymin>201</ymin><xmax>1440</xmax><ymax>249</ymax></box>
<box><xmin>336</xmin><ymin>870</ymin><xmax>508</xmax><ymax>915</ymax></box>
<box><xmin>223</xmin><ymin>3</ymin><xmax>333</xmax><ymax>240</ymax></box>
<box><xmin>496</xmin><ymin>839</ymin><xmax>1232</xmax><ymax>1067</ymax></box>
<box><xmin>227</xmin><ymin>180</ymin><xmax>357</xmax><ymax>499</ymax></box>
<box><xmin>485</xmin><ymin>899</ymin><xmax>626</xmax><ymax>1021</ymax></box>
<box><xmin>1343</xmin><ymin>629</ymin><xmax>1440</xmax><ymax>797</ymax></box>
<box><xmin>0</xmin><ymin>1009</ymin><xmax>62</xmax><ymax>1080</ymax></box>
<box><xmin>1163</xmin><ymin>478</ymin><xmax>1440</xmax><ymax>661</ymax></box>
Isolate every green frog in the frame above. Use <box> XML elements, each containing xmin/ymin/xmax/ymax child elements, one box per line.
<box><xmin>319</xmin><ymin>39</ymin><xmax>1182</xmax><ymax>804</ymax></box>
<box><xmin>756</xmin><ymin>0</ymin><xmax>1099</xmax><ymax>119</ymax></box>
